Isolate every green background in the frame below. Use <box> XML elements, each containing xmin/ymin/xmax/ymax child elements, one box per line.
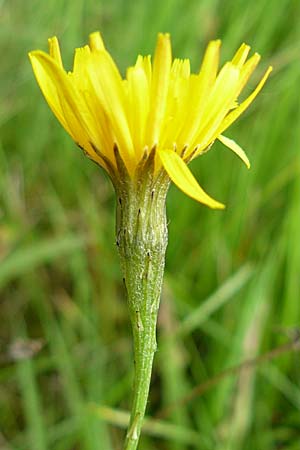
<box><xmin>1</xmin><ymin>0</ymin><xmax>300</xmax><ymax>449</ymax></box>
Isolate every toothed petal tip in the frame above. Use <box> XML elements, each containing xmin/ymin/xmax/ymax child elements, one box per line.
<box><xmin>89</xmin><ymin>31</ymin><xmax>105</xmax><ymax>51</ymax></box>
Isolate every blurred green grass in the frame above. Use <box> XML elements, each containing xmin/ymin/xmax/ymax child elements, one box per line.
<box><xmin>1</xmin><ymin>0</ymin><xmax>300</xmax><ymax>449</ymax></box>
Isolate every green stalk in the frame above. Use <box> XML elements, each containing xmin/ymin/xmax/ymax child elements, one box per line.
<box><xmin>114</xmin><ymin>152</ymin><xmax>169</xmax><ymax>450</ymax></box>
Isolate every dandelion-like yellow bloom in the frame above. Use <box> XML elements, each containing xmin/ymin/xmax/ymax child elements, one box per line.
<box><xmin>29</xmin><ymin>32</ymin><xmax>272</xmax><ymax>209</ymax></box>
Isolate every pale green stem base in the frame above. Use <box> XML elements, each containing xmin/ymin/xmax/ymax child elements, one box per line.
<box><xmin>115</xmin><ymin>172</ymin><xmax>168</xmax><ymax>450</ymax></box>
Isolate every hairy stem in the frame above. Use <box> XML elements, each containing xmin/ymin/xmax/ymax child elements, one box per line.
<box><xmin>115</xmin><ymin>172</ymin><xmax>168</xmax><ymax>450</ymax></box>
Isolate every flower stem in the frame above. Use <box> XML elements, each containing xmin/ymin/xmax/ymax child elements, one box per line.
<box><xmin>115</xmin><ymin>171</ymin><xmax>168</xmax><ymax>450</ymax></box>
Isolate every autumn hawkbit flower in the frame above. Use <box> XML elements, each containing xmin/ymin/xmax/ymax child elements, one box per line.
<box><xmin>29</xmin><ymin>32</ymin><xmax>272</xmax><ymax>450</ymax></box>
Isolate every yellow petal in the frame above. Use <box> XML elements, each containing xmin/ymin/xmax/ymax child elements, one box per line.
<box><xmin>71</xmin><ymin>46</ymin><xmax>91</xmax><ymax>89</ymax></box>
<box><xmin>48</xmin><ymin>36</ymin><xmax>63</xmax><ymax>68</ymax></box>
<box><xmin>29</xmin><ymin>50</ymin><xmax>72</xmax><ymax>135</ymax></box>
<box><xmin>135</xmin><ymin>55</ymin><xmax>152</xmax><ymax>86</ymax></box>
<box><xmin>218</xmin><ymin>66</ymin><xmax>273</xmax><ymax>135</ymax></box>
<box><xmin>190</xmin><ymin>63</ymin><xmax>240</xmax><ymax>154</ymax></box>
<box><xmin>178</xmin><ymin>40</ymin><xmax>221</xmax><ymax>146</ymax></box>
<box><xmin>89</xmin><ymin>31</ymin><xmax>105</xmax><ymax>51</ymax></box>
<box><xmin>159</xmin><ymin>59</ymin><xmax>191</xmax><ymax>148</ymax></box>
<box><xmin>88</xmin><ymin>50</ymin><xmax>135</xmax><ymax>170</ymax></box>
<box><xmin>201</xmin><ymin>63</ymin><xmax>240</xmax><ymax>127</ymax></box>
<box><xmin>218</xmin><ymin>134</ymin><xmax>250</xmax><ymax>168</ymax></box>
<box><xmin>126</xmin><ymin>65</ymin><xmax>149</xmax><ymax>155</ymax></box>
<box><xmin>198</xmin><ymin>39</ymin><xmax>221</xmax><ymax>83</ymax></box>
<box><xmin>67</xmin><ymin>47</ymin><xmax>116</xmax><ymax>163</ymax></box>
<box><xmin>28</xmin><ymin>51</ymin><xmax>100</xmax><ymax>158</ymax></box>
<box><xmin>158</xmin><ymin>149</ymin><xmax>225</xmax><ymax>209</ymax></box>
<box><xmin>195</xmin><ymin>65</ymin><xmax>272</xmax><ymax>155</ymax></box>
<box><xmin>235</xmin><ymin>53</ymin><xmax>261</xmax><ymax>97</ymax></box>
<box><xmin>231</xmin><ymin>43</ymin><xmax>250</xmax><ymax>68</ymax></box>
<box><xmin>146</xmin><ymin>33</ymin><xmax>172</xmax><ymax>146</ymax></box>
<box><xmin>81</xmin><ymin>89</ymin><xmax>115</xmax><ymax>163</ymax></box>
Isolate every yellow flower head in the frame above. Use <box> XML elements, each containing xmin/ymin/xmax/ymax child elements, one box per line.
<box><xmin>29</xmin><ymin>32</ymin><xmax>272</xmax><ymax>209</ymax></box>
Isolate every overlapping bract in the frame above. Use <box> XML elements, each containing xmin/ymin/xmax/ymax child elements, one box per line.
<box><xmin>29</xmin><ymin>32</ymin><xmax>272</xmax><ymax>208</ymax></box>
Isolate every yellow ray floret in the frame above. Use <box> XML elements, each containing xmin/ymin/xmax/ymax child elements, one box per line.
<box><xmin>29</xmin><ymin>32</ymin><xmax>272</xmax><ymax>208</ymax></box>
<box><xmin>158</xmin><ymin>149</ymin><xmax>225</xmax><ymax>209</ymax></box>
